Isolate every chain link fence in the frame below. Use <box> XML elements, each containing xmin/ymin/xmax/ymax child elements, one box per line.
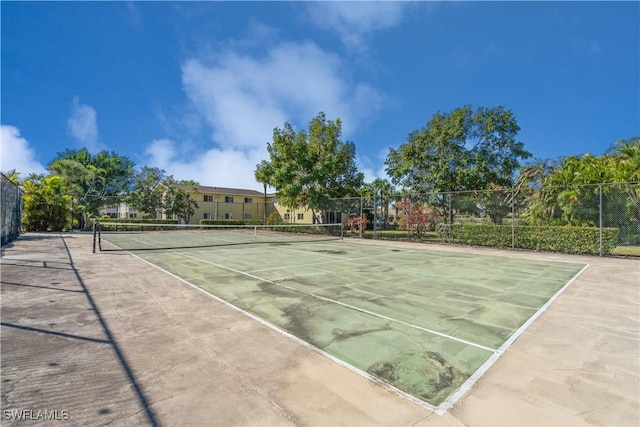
<box><xmin>1</xmin><ymin>173</ymin><xmax>23</xmax><ymax>246</ymax></box>
<box><xmin>324</xmin><ymin>182</ymin><xmax>640</xmax><ymax>257</ymax></box>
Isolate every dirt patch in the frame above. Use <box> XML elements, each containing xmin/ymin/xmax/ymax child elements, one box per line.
<box><xmin>313</xmin><ymin>249</ymin><xmax>347</xmax><ymax>255</ymax></box>
<box><xmin>367</xmin><ymin>350</ymin><xmax>468</xmax><ymax>406</ymax></box>
<box><xmin>281</xmin><ymin>301</ymin><xmax>317</xmax><ymax>346</ymax></box>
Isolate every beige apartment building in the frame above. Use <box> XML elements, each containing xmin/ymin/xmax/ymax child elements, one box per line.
<box><xmin>191</xmin><ymin>185</ymin><xmax>274</xmax><ymax>224</ymax></box>
<box><xmin>99</xmin><ymin>185</ymin><xmax>320</xmax><ymax>225</ymax></box>
<box><xmin>192</xmin><ymin>185</ymin><xmax>318</xmax><ymax>225</ymax></box>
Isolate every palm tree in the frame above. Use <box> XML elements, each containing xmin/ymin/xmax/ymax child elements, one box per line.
<box><xmin>371</xmin><ymin>178</ymin><xmax>395</xmax><ymax>226</ymax></box>
<box><xmin>48</xmin><ymin>158</ymin><xmax>103</xmax><ymax>228</ymax></box>
<box><xmin>254</xmin><ymin>160</ymin><xmax>274</xmax><ymax>224</ymax></box>
<box><xmin>3</xmin><ymin>169</ymin><xmax>21</xmax><ymax>185</ymax></box>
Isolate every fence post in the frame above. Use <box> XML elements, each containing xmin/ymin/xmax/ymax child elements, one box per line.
<box><xmin>511</xmin><ymin>187</ymin><xmax>515</xmax><ymax>250</ymax></box>
<box><xmin>599</xmin><ymin>183</ymin><xmax>603</xmax><ymax>257</ymax></box>
<box><xmin>407</xmin><ymin>199</ymin><xmax>411</xmax><ymax>241</ymax></box>
<box><xmin>447</xmin><ymin>192</ymin><xmax>452</xmax><ymax>244</ymax></box>
<box><xmin>359</xmin><ymin>196</ymin><xmax>363</xmax><ymax>238</ymax></box>
<box><xmin>373</xmin><ymin>193</ymin><xmax>377</xmax><ymax>239</ymax></box>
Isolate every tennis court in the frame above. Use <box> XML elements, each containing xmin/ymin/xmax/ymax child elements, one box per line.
<box><xmin>96</xmin><ymin>223</ymin><xmax>587</xmax><ymax>412</ymax></box>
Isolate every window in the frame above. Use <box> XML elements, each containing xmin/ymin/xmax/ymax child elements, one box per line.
<box><xmin>244</xmin><ymin>197</ymin><xmax>252</xmax><ymax>204</ymax></box>
<box><xmin>244</xmin><ymin>213</ymin><xmax>252</xmax><ymax>220</ymax></box>
<box><xmin>203</xmin><ymin>213</ymin><xmax>212</xmax><ymax>220</ymax></box>
<box><xmin>204</xmin><ymin>195</ymin><xmax>213</xmax><ymax>202</ymax></box>
<box><xmin>297</xmin><ymin>213</ymin><xmax>304</xmax><ymax>220</ymax></box>
<box><xmin>225</xmin><ymin>196</ymin><xmax>234</xmax><ymax>203</ymax></box>
<box><xmin>224</xmin><ymin>213</ymin><xmax>233</xmax><ymax>220</ymax></box>
<box><xmin>284</xmin><ymin>213</ymin><xmax>290</xmax><ymax>221</ymax></box>
<box><xmin>129</xmin><ymin>213</ymin><xmax>137</xmax><ymax>219</ymax></box>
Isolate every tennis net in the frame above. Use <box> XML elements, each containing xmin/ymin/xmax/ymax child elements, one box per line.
<box><xmin>92</xmin><ymin>222</ymin><xmax>344</xmax><ymax>252</ymax></box>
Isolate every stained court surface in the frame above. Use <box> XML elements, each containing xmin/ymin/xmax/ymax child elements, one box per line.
<box><xmin>1</xmin><ymin>232</ymin><xmax>638</xmax><ymax>426</ymax></box>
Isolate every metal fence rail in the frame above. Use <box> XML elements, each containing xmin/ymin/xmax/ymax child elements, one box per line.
<box><xmin>1</xmin><ymin>173</ymin><xmax>23</xmax><ymax>246</ymax></box>
<box><xmin>325</xmin><ymin>182</ymin><xmax>640</xmax><ymax>257</ymax></box>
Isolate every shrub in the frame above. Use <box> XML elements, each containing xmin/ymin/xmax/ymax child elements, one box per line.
<box><xmin>266</xmin><ymin>212</ymin><xmax>284</xmax><ymax>225</ymax></box>
<box><xmin>437</xmin><ymin>224</ymin><xmax>619</xmax><ymax>255</ymax></box>
<box><xmin>96</xmin><ymin>218</ymin><xmax>179</xmax><ymax>231</ymax></box>
<box><xmin>396</xmin><ymin>199</ymin><xmax>439</xmax><ymax>237</ymax></box>
<box><xmin>347</xmin><ymin>214</ymin><xmax>368</xmax><ymax>235</ymax></box>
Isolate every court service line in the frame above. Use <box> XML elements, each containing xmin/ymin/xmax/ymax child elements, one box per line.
<box><xmin>434</xmin><ymin>263</ymin><xmax>591</xmax><ymax>415</ymax></box>
<box><xmin>115</xmin><ymin>249</ymin><xmax>440</xmax><ymax>413</ymax></box>
<box><xmin>168</xmin><ymin>248</ymin><xmax>498</xmax><ymax>353</ymax></box>
<box><xmin>247</xmin><ymin>251</ymin><xmax>407</xmax><ymax>273</ymax></box>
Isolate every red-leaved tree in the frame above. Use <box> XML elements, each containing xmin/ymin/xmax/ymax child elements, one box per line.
<box><xmin>347</xmin><ymin>214</ymin><xmax>368</xmax><ymax>236</ymax></box>
<box><xmin>396</xmin><ymin>199</ymin><xmax>437</xmax><ymax>237</ymax></box>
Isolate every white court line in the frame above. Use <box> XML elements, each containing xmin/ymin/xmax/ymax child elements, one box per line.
<box><xmin>104</xmin><ymin>236</ymin><xmax>589</xmax><ymax>414</ymax></box>
<box><xmin>433</xmin><ymin>263</ymin><xmax>591</xmax><ymax>415</ymax></box>
<box><xmin>247</xmin><ymin>251</ymin><xmax>406</xmax><ymax>273</ymax></box>
<box><xmin>115</xmin><ymin>248</ymin><xmax>440</xmax><ymax>413</ymax></box>
<box><xmin>164</xmin><ymin>248</ymin><xmax>497</xmax><ymax>353</ymax></box>
<box><xmin>115</xmin><ymin>234</ymin><xmax>494</xmax><ymax>353</ymax></box>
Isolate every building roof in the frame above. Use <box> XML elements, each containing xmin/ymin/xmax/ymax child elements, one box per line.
<box><xmin>196</xmin><ymin>185</ymin><xmax>266</xmax><ymax>197</ymax></box>
<box><xmin>170</xmin><ymin>183</ymin><xmax>276</xmax><ymax>198</ymax></box>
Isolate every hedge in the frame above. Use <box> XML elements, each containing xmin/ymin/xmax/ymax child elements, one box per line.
<box><xmin>96</xmin><ymin>218</ymin><xmax>179</xmax><ymax>225</ymax></box>
<box><xmin>94</xmin><ymin>218</ymin><xmax>179</xmax><ymax>231</ymax></box>
<box><xmin>436</xmin><ymin>224</ymin><xmax>619</xmax><ymax>255</ymax></box>
<box><xmin>199</xmin><ymin>219</ymin><xmax>263</xmax><ymax>226</ymax></box>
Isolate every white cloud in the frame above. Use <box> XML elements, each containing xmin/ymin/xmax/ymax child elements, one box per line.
<box><xmin>306</xmin><ymin>2</ymin><xmax>409</xmax><ymax>49</ymax></box>
<box><xmin>181</xmin><ymin>41</ymin><xmax>381</xmax><ymax>147</ymax></box>
<box><xmin>357</xmin><ymin>147</ymin><xmax>394</xmax><ymax>185</ymax></box>
<box><xmin>67</xmin><ymin>96</ymin><xmax>103</xmax><ymax>153</ymax></box>
<box><xmin>126</xmin><ymin>2</ymin><xmax>142</xmax><ymax>26</ymax></box>
<box><xmin>0</xmin><ymin>125</ymin><xmax>47</xmax><ymax>176</ymax></box>
<box><xmin>151</xmin><ymin>40</ymin><xmax>385</xmax><ymax>190</ymax></box>
<box><xmin>145</xmin><ymin>138</ymin><xmax>268</xmax><ymax>191</ymax></box>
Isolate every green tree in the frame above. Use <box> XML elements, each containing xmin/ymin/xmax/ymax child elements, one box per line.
<box><xmin>523</xmin><ymin>137</ymin><xmax>640</xmax><ymax>232</ymax></box>
<box><xmin>3</xmin><ymin>169</ymin><xmax>20</xmax><ymax>185</ymax></box>
<box><xmin>259</xmin><ymin>112</ymin><xmax>364</xmax><ymax>220</ymax></box>
<box><xmin>48</xmin><ymin>148</ymin><xmax>134</xmax><ymax>225</ymax></box>
<box><xmin>385</xmin><ymin>105</ymin><xmax>531</xmax><ymax>224</ymax></box>
<box><xmin>385</xmin><ymin>105</ymin><xmax>531</xmax><ymax>191</ymax></box>
<box><xmin>90</xmin><ymin>149</ymin><xmax>135</xmax><ymax>206</ymax></box>
<box><xmin>22</xmin><ymin>174</ymin><xmax>73</xmax><ymax>231</ymax></box>
<box><xmin>371</xmin><ymin>178</ymin><xmax>395</xmax><ymax>226</ymax></box>
<box><xmin>48</xmin><ymin>157</ymin><xmax>100</xmax><ymax>227</ymax></box>
<box><xmin>254</xmin><ymin>160</ymin><xmax>274</xmax><ymax>224</ymax></box>
<box><xmin>127</xmin><ymin>167</ymin><xmax>167</xmax><ymax>218</ymax></box>
<box><xmin>607</xmin><ymin>137</ymin><xmax>640</xmax><ymax>182</ymax></box>
<box><xmin>357</xmin><ymin>183</ymin><xmax>373</xmax><ymax>197</ymax></box>
<box><xmin>163</xmin><ymin>179</ymin><xmax>199</xmax><ymax>223</ymax></box>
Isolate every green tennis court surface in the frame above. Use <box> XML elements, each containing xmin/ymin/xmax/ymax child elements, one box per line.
<box><xmin>100</xmin><ymin>231</ymin><xmax>586</xmax><ymax>410</ymax></box>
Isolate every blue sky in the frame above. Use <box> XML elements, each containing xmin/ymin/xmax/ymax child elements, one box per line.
<box><xmin>2</xmin><ymin>1</ymin><xmax>638</xmax><ymax>191</ymax></box>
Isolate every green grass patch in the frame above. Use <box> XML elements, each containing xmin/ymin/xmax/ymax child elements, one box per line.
<box><xmin>612</xmin><ymin>245</ymin><xmax>640</xmax><ymax>257</ymax></box>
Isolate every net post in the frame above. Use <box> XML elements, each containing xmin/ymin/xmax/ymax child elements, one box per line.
<box><xmin>340</xmin><ymin>223</ymin><xmax>344</xmax><ymax>240</ymax></box>
<box><xmin>92</xmin><ymin>222</ymin><xmax>97</xmax><ymax>253</ymax></box>
<box><xmin>97</xmin><ymin>222</ymin><xmax>102</xmax><ymax>251</ymax></box>
<box><xmin>254</xmin><ymin>225</ymin><xmax>257</xmax><ymax>243</ymax></box>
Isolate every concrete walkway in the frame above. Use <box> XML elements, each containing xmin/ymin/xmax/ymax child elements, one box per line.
<box><xmin>1</xmin><ymin>232</ymin><xmax>638</xmax><ymax>426</ymax></box>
